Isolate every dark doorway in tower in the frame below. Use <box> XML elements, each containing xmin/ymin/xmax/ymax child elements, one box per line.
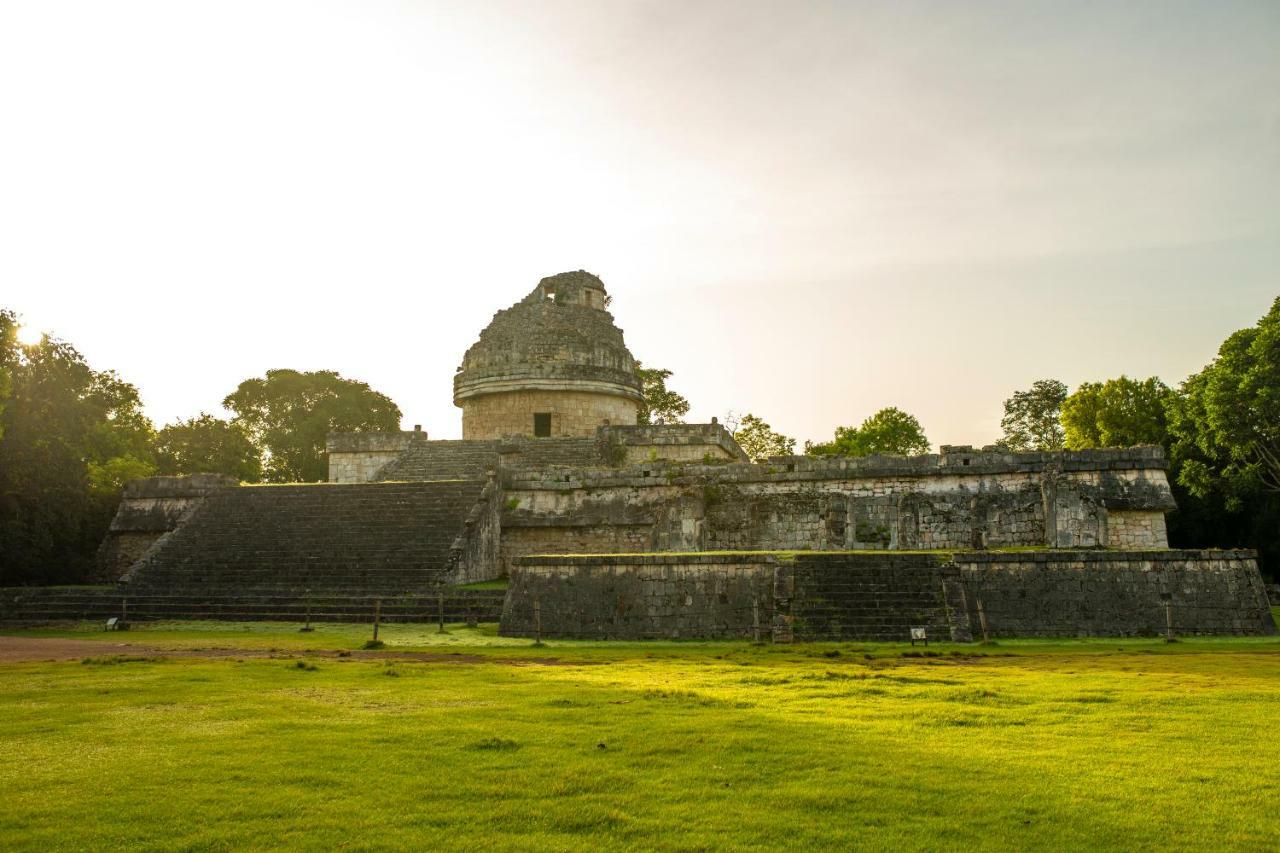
<box><xmin>533</xmin><ymin>413</ymin><xmax>552</xmax><ymax>437</ymax></box>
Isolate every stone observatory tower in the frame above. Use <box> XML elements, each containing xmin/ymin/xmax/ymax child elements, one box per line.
<box><xmin>453</xmin><ymin>271</ymin><xmax>645</xmax><ymax>439</ymax></box>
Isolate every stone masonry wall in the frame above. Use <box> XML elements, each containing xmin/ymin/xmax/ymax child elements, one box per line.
<box><xmin>501</xmin><ymin>550</ymin><xmax>1276</xmax><ymax>641</ymax></box>
<box><xmin>502</xmin><ymin>555</ymin><xmax>775</xmax><ymax>639</ymax></box>
<box><xmin>461</xmin><ymin>389</ymin><xmax>639</xmax><ymax>440</ymax></box>
<box><xmin>96</xmin><ymin>474</ymin><xmax>238</xmax><ymax>581</ymax></box>
<box><xmin>326</xmin><ymin>432</ymin><xmax>418</xmax><ymax>484</ymax></box>
<box><xmin>501</xmin><ymin>525</ymin><xmax>652</xmax><ymax>575</ymax></box>
<box><xmin>956</xmin><ymin>550</ymin><xmax>1274</xmax><ymax>638</ymax></box>
<box><xmin>498</xmin><ymin>448</ymin><xmax>1176</xmax><ymax>566</ymax></box>
<box><xmin>1106</xmin><ymin>510</ymin><xmax>1169</xmax><ymax>549</ymax></box>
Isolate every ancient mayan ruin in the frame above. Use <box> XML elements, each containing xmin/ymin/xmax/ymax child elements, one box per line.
<box><xmin>91</xmin><ymin>271</ymin><xmax>1275</xmax><ymax>640</ymax></box>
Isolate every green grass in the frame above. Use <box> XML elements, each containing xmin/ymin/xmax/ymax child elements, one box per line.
<box><xmin>2</xmin><ymin>622</ymin><xmax>1280</xmax><ymax>850</ymax></box>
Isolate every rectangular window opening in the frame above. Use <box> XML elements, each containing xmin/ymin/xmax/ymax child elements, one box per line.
<box><xmin>533</xmin><ymin>412</ymin><xmax>552</xmax><ymax>437</ymax></box>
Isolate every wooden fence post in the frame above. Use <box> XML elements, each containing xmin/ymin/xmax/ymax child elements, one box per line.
<box><xmin>437</xmin><ymin>592</ymin><xmax>445</xmax><ymax>634</ymax></box>
<box><xmin>976</xmin><ymin>597</ymin><xmax>990</xmax><ymax>644</ymax></box>
<box><xmin>752</xmin><ymin>595</ymin><xmax>761</xmax><ymax>644</ymax></box>
<box><xmin>373</xmin><ymin>598</ymin><xmax>381</xmax><ymax>642</ymax></box>
<box><xmin>534</xmin><ymin>597</ymin><xmax>543</xmax><ymax>646</ymax></box>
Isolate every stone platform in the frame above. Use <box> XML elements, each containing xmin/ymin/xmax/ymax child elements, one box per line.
<box><xmin>501</xmin><ymin>550</ymin><xmax>1276</xmax><ymax>641</ymax></box>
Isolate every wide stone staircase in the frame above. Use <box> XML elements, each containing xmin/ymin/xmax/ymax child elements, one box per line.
<box><xmin>376</xmin><ymin>441</ymin><xmax>502</xmax><ymax>481</ymax></box>
<box><xmin>786</xmin><ymin>553</ymin><xmax>966</xmax><ymax>642</ymax></box>
<box><xmin>121</xmin><ymin>481</ymin><xmax>487</xmax><ymax>596</ymax></box>
<box><xmin>0</xmin><ymin>585</ymin><xmax>506</xmax><ymax>625</ymax></box>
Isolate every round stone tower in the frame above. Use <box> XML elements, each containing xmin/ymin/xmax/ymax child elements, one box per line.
<box><xmin>453</xmin><ymin>271</ymin><xmax>644</xmax><ymax>439</ymax></box>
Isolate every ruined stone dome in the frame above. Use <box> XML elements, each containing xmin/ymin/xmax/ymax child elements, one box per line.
<box><xmin>453</xmin><ymin>271</ymin><xmax>644</xmax><ymax>438</ymax></box>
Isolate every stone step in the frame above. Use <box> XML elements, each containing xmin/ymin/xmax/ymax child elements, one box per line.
<box><xmin>123</xmin><ymin>480</ymin><xmax>487</xmax><ymax>596</ymax></box>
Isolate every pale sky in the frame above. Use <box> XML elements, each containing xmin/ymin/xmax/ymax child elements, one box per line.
<box><xmin>2</xmin><ymin>1</ymin><xmax>1277</xmax><ymax>447</ymax></box>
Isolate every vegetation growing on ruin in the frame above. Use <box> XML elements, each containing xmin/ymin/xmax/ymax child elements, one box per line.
<box><xmin>1</xmin><ymin>622</ymin><xmax>1278</xmax><ymax>850</ymax></box>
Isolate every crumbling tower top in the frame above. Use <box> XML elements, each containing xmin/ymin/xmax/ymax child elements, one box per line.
<box><xmin>453</xmin><ymin>271</ymin><xmax>643</xmax><ymax>439</ymax></box>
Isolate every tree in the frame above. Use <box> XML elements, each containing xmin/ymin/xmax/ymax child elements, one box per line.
<box><xmin>1167</xmin><ymin>297</ymin><xmax>1280</xmax><ymax>504</ymax></box>
<box><xmin>733</xmin><ymin>413</ymin><xmax>796</xmax><ymax>462</ymax></box>
<box><xmin>635</xmin><ymin>364</ymin><xmax>690</xmax><ymax>425</ymax></box>
<box><xmin>806</xmin><ymin>407</ymin><xmax>930</xmax><ymax>457</ymax></box>
<box><xmin>1061</xmin><ymin>376</ymin><xmax>1173</xmax><ymax>449</ymax></box>
<box><xmin>0</xmin><ymin>332</ymin><xmax>157</xmax><ymax>584</ymax></box>
<box><xmin>0</xmin><ymin>309</ymin><xmax>15</xmax><ymax>441</ymax></box>
<box><xmin>223</xmin><ymin>369</ymin><xmax>402</xmax><ymax>482</ymax></box>
<box><xmin>155</xmin><ymin>413</ymin><xmax>262</xmax><ymax>482</ymax></box>
<box><xmin>999</xmin><ymin>379</ymin><xmax>1067</xmax><ymax>451</ymax></box>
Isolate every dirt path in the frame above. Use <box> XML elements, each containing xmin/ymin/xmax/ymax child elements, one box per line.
<box><xmin>0</xmin><ymin>635</ymin><xmax>588</xmax><ymax>666</ymax></box>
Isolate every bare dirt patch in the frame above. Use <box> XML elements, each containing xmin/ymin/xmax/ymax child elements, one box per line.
<box><xmin>0</xmin><ymin>635</ymin><xmax>592</xmax><ymax>666</ymax></box>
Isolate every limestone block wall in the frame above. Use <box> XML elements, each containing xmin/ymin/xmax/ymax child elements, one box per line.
<box><xmin>96</xmin><ymin>474</ymin><xmax>238</xmax><ymax>581</ymax></box>
<box><xmin>329</xmin><ymin>450</ymin><xmax>407</xmax><ymax>484</ymax></box>
<box><xmin>1105</xmin><ymin>510</ymin><xmax>1169</xmax><ymax>549</ymax></box>
<box><xmin>956</xmin><ymin>550</ymin><xmax>1274</xmax><ymax>637</ymax></box>
<box><xmin>461</xmin><ymin>389</ymin><xmax>638</xmax><ymax>439</ymax></box>
<box><xmin>501</xmin><ymin>550</ymin><xmax>1276</xmax><ymax>641</ymax></box>
<box><xmin>446</xmin><ymin>475</ymin><xmax>505</xmax><ymax>585</ymax></box>
<box><xmin>497</xmin><ymin>448</ymin><xmax>1177</xmax><ymax>566</ymax></box>
<box><xmin>326</xmin><ymin>432</ymin><xmax>417</xmax><ymax>483</ymax></box>
<box><xmin>501</xmin><ymin>525</ymin><xmax>652</xmax><ymax>574</ymax></box>
<box><xmin>502</xmin><ymin>555</ymin><xmax>775</xmax><ymax>639</ymax></box>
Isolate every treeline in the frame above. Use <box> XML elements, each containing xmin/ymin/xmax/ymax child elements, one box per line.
<box><xmin>712</xmin><ymin>298</ymin><xmax>1280</xmax><ymax>576</ymax></box>
<box><xmin>0</xmin><ymin>308</ymin><xmax>401</xmax><ymax>585</ymax></box>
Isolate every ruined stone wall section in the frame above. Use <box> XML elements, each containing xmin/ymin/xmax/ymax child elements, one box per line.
<box><xmin>446</xmin><ymin>474</ymin><xmax>505</xmax><ymax>585</ymax></box>
<box><xmin>501</xmin><ymin>525</ymin><xmax>652</xmax><ymax>574</ymax></box>
<box><xmin>1105</xmin><ymin>510</ymin><xmax>1169</xmax><ymax>549</ymax></box>
<box><xmin>96</xmin><ymin>474</ymin><xmax>239</xmax><ymax>581</ymax></box>
<box><xmin>502</xmin><ymin>550</ymin><xmax>1275</xmax><ymax>640</ymax></box>
<box><xmin>498</xmin><ymin>449</ymin><xmax>1176</xmax><ymax>560</ymax></box>
<box><xmin>329</xmin><ymin>451</ymin><xmax>406</xmax><ymax>484</ymax></box>
<box><xmin>502</xmin><ymin>555</ymin><xmax>775</xmax><ymax>639</ymax></box>
<box><xmin>326</xmin><ymin>432</ymin><xmax>417</xmax><ymax>483</ymax></box>
<box><xmin>462</xmin><ymin>389</ymin><xmax>639</xmax><ymax>440</ymax></box>
<box><xmin>957</xmin><ymin>551</ymin><xmax>1274</xmax><ymax>637</ymax></box>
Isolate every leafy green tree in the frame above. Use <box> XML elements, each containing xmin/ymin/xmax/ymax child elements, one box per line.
<box><xmin>1167</xmin><ymin>297</ymin><xmax>1280</xmax><ymax>504</ymax></box>
<box><xmin>806</xmin><ymin>407</ymin><xmax>930</xmax><ymax>457</ymax></box>
<box><xmin>0</xmin><ymin>309</ymin><xmax>16</xmax><ymax>441</ymax></box>
<box><xmin>733</xmin><ymin>413</ymin><xmax>796</xmax><ymax>462</ymax></box>
<box><xmin>635</xmin><ymin>364</ymin><xmax>690</xmax><ymax>425</ymax></box>
<box><xmin>1061</xmin><ymin>376</ymin><xmax>1173</xmax><ymax>449</ymax></box>
<box><xmin>155</xmin><ymin>413</ymin><xmax>262</xmax><ymax>482</ymax></box>
<box><xmin>999</xmin><ymin>379</ymin><xmax>1067</xmax><ymax>451</ymax></box>
<box><xmin>224</xmin><ymin>369</ymin><xmax>402</xmax><ymax>482</ymax></box>
<box><xmin>0</xmin><ymin>334</ymin><xmax>156</xmax><ymax>583</ymax></box>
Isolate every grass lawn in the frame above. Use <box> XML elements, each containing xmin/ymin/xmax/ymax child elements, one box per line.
<box><xmin>2</xmin><ymin>622</ymin><xmax>1279</xmax><ymax>850</ymax></box>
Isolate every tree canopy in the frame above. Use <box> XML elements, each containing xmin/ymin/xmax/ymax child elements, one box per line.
<box><xmin>806</xmin><ymin>407</ymin><xmax>930</xmax><ymax>458</ymax></box>
<box><xmin>1167</xmin><ymin>297</ymin><xmax>1280</xmax><ymax>504</ymax></box>
<box><xmin>733</xmin><ymin>413</ymin><xmax>796</xmax><ymax>462</ymax></box>
<box><xmin>155</xmin><ymin>413</ymin><xmax>263</xmax><ymax>482</ymax></box>
<box><xmin>635</xmin><ymin>364</ymin><xmax>690</xmax><ymax>425</ymax></box>
<box><xmin>0</xmin><ymin>333</ymin><xmax>156</xmax><ymax>583</ymax></box>
<box><xmin>999</xmin><ymin>379</ymin><xmax>1067</xmax><ymax>451</ymax></box>
<box><xmin>224</xmin><ymin>369</ymin><xmax>402</xmax><ymax>483</ymax></box>
<box><xmin>1061</xmin><ymin>376</ymin><xmax>1172</xmax><ymax>450</ymax></box>
<box><xmin>0</xmin><ymin>309</ymin><xmax>16</xmax><ymax>441</ymax></box>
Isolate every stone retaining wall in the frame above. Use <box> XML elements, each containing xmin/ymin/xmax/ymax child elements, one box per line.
<box><xmin>956</xmin><ymin>550</ymin><xmax>1275</xmax><ymax>638</ymax></box>
<box><xmin>503</xmin><ymin>550</ymin><xmax>1276</xmax><ymax>641</ymax></box>
<box><xmin>502</xmin><ymin>555</ymin><xmax>775</xmax><ymax>640</ymax></box>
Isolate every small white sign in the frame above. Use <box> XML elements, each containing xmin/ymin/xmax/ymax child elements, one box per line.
<box><xmin>910</xmin><ymin>627</ymin><xmax>927</xmax><ymax>640</ymax></box>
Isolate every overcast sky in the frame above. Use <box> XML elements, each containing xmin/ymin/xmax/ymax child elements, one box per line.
<box><xmin>2</xmin><ymin>0</ymin><xmax>1277</xmax><ymax>446</ymax></box>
